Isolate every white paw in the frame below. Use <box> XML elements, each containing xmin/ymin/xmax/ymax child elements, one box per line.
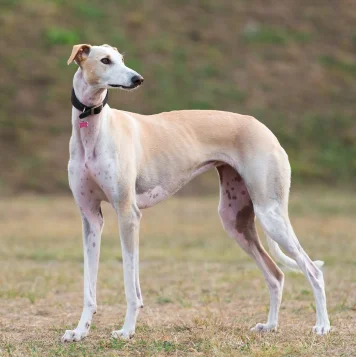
<box><xmin>111</xmin><ymin>329</ymin><xmax>135</xmax><ymax>339</ymax></box>
<box><xmin>251</xmin><ymin>322</ymin><xmax>277</xmax><ymax>332</ymax></box>
<box><xmin>61</xmin><ymin>329</ymin><xmax>88</xmax><ymax>343</ymax></box>
<box><xmin>312</xmin><ymin>325</ymin><xmax>330</xmax><ymax>335</ymax></box>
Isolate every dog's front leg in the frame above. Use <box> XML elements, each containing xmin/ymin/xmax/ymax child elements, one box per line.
<box><xmin>112</xmin><ymin>201</ymin><xmax>142</xmax><ymax>340</ymax></box>
<box><xmin>62</xmin><ymin>203</ymin><xmax>104</xmax><ymax>342</ymax></box>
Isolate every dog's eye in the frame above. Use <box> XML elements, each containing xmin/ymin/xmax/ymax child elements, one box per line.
<box><xmin>101</xmin><ymin>58</ymin><xmax>111</xmax><ymax>65</ymax></box>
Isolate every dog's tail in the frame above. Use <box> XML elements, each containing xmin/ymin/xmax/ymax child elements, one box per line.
<box><xmin>266</xmin><ymin>235</ymin><xmax>324</xmax><ymax>272</ymax></box>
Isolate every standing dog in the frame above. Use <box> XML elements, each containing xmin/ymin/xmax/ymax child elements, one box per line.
<box><xmin>62</xmin><ymin>43</ymin><xmax>330</xmax><ymax>342</ymax></box>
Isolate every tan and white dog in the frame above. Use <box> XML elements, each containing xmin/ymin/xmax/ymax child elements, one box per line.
<box><xmin>62</xmin><ymin>43</ymin><xmax>330</xmax><ymax>342</ymax></box>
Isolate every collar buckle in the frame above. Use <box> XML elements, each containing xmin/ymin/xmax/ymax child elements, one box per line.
<box><xmin>91</xmin><ymin>103</ymin><xmax>103</xmax><ymax>115</ymax></box>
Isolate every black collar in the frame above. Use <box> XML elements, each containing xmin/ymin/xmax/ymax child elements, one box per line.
<box><xmin>71</xmin><ymin>88</ymin><xmax>109</xmax><ymax>119</ymax></box>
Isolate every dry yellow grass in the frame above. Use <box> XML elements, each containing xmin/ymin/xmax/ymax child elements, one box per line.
<box><xmin>0</xmin><ymin>188</ymin><xmax>355</xmax><ymax>356</ymax></box>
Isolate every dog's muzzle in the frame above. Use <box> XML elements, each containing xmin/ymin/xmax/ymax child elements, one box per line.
<box><xmin>109</xmin><ymin>75</ymin><xmax>144</xmax><ymax>90</ymax></box>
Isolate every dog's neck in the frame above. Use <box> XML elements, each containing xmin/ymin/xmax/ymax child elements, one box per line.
<box><xmin>73</xmin><ymin>69</ymin><xmax>107</xmax><ymax>108</ymax></box>
<box><xmin>71</xmin><ymin>69</ymin><xmax>108</xmax><ymax>160</ymax></box>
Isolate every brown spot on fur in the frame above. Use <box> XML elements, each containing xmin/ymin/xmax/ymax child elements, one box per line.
<box><xmin>226</xmin><ymin>190</ymin><xmax>231</xmax><ymax>200</ymax></box>
<box><xmin>241</xmin><ymin>190</ymin><xmax>246</xmax><ymax>195</ymax></box>
<box><xmin>82</xmin><ymin>59</ymin><xmax>102</xmax><ymax>85</ymax></box>
<box><xmin>232</xmin><ymin>196</ymin><xmax>237</xmax><ymax>200</ymax></box>
<box><xmin>85</xmin><ymin>322</ymin><xmax>90</xmax><ymax>328</ymax></box>
<box><xmin>235</xmin><ymin>174</ymin><xmax>242</xmax><ymax>182</ymax></box>
<box><xmin>92</xmin><ymin>242</ymin><xmax>96</xmax><ymax>248</ymax></box>
<box><xmin>257</xmin><ymin>246</ymin><xmax>284</xmax><ymax>282</ymax></box>
<box><xmin>235</xmin><ymin>200</ymin><xmax>254</xmax><ymax>234</ymax></box>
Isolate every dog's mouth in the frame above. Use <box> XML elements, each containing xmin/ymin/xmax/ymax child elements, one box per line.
<box><xmin>109</xmin><ymin>83</ymin><xmax>141</xmax><ymax>90</ymax></box>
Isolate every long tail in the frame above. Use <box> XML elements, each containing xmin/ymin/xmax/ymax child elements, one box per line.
<box><xmin>266</xmin><ymin>235</ymin><xmax>324</xmax><ymax>272</ymax></box>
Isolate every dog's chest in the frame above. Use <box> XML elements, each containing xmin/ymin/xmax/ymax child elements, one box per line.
<box><xmin>86</xmin><ymin>158</ymin><xmax>115</xmax><ymax>183</ymax></box>
<box><xmin>69</xmin><ymin>132</ymin><xmax>118</xmax><ymax>200</ymax></box>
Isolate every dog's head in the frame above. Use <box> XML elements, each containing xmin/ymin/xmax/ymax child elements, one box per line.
<box><xmin>67</xmin><ymin>44</ymin><xmax>144</xmax><ymax>90</ymax></box>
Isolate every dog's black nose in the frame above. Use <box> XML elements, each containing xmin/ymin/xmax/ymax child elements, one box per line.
<box><xmin>131</xmin><ymin>75</ymin><xmax>144</xmax><ymax>86</ymax></box>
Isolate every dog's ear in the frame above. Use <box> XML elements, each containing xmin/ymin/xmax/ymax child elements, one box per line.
<box><xmin>67</xmin><ymin>44</ymin><xmax>91</xmax><ymax>65</ymax></box>
<box><xmin>103</xmin><ymin>44</ymin><xmax>118</xmax><ymax>52</ymax></box>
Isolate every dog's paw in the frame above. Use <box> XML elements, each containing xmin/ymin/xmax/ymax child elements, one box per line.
<box><xmin>312</xmin><ymin>324</ymin><xmax>330</xmax><ymax>335</ymax></box>
<box><xmin>251</xmin><ymin>322</ymin><xmax>277</xmax><ymax>332</ymax></box>
<box><xmin>61</xmin><ymin>329</ymin><xmax>88</xmax><ymax>343</ymax></box>
<box><xmin>111</xmin><ymin>329</ymin><xmax>135</xmax><ymax>340</ymax></box>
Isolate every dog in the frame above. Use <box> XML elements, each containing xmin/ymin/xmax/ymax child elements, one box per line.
<box><xmin>61</xmin><ymin>43</ymin><xmax>330</xmax><ymax>342</ymax></box>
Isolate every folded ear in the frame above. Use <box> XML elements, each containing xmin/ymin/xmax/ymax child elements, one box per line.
<box><xmin>67</xmin><ymin>44</ymin><xmax>91</xmax><ymax>65</ymax></box>
<box><xmin>103</xmin><ymin>44</ymin><xmax>118</xmax><ymax>52</ymax></box>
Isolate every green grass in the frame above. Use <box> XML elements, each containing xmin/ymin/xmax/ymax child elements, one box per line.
<box><xmin>242</xmin><ymin>25</ymin><xmax>311</xmax><ymax>45</ymax></box>
<box><xmin>45</xmin><ymin>27</ymin><xmax>80</xmax><ymax>46</ymax></box>
<box><xmin>319</xmin><ymin>55</ymin><xmax>356</xmax><ymax>76</ymax></box>
<box><xmin>1</xmin><ymin>1</ymin><xmax>356</xmax><ymax>193</ymax></box>
<box><xmin>71</xmin><ymin>3</ymin><xmax>105</xmax><ymax>19</ymax></box>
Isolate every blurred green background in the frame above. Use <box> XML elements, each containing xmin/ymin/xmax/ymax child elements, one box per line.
<box><xmin>0</xmin><ymin>0</ymin><xmax>355</xmax><ymax>194</ymax></box>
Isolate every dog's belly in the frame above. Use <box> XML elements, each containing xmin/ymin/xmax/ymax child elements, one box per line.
<box><xmin>135</xmin><ymin>160</ymin><xmax>220</xmax><ymax>209</ymax></box>
<box><xmin>136</xmin><ymin>185</ymin><xmax>169</xmax><ymax>209</ymax></box>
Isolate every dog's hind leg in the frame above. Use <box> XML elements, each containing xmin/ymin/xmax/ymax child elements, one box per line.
<box><xmin>245</xmin><ymin>147</ymin><xmax>330</xmax><ymax>335</ymax></box>
<box><xmin>62</xmin><ymin>199</ymin><xmax>104</xmax><ymax>343</ymax></box>
<box><xmin>217</xmin><ymin>165</ymin><xmax>284</xmax><ymax>332</ymax></box>
<box><xmin>255</xmin><ymin>202</ymin><xmax>330</xmax><ymax>334</ymax></box>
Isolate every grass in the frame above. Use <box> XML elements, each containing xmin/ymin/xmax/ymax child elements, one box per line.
<box><xmin>241</xmin><ymin>25</ymin><xmax>311</xmax><ymax>45</ymax></box>
<box><xmin>0</xmin><ymin>189</ymin><xmax>355</xmax><ymax>356</ymax></box>
<box><xmin>1</xmin><ymin>1</ymin><xmax>356</xmax><ymax>193</ymax></box>
<box><xmin>45</xmin><ymin>27</ymin><xmax>80</xmax><ymax>46</ymax></box>
<box><xmin>319</xmin><ymin>55</ymin><xmax>356</xmax><ymax>77</ymax></box>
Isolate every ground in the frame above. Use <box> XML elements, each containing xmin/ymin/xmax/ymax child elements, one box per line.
<box><xmin>0</xmin><ymin>188</ymin><xmax>355</xmax><ymax>356</ymax></box>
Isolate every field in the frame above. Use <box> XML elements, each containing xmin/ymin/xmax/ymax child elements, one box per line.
<box><xmin>1</xmin><ymin>0</ymin><xmax>356</xmax><ymax>193</ymax></box>
<box><xmin>0</xmin><ymin>187</ymin><xmax>355</xmax><ymax>356</ymax></box>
